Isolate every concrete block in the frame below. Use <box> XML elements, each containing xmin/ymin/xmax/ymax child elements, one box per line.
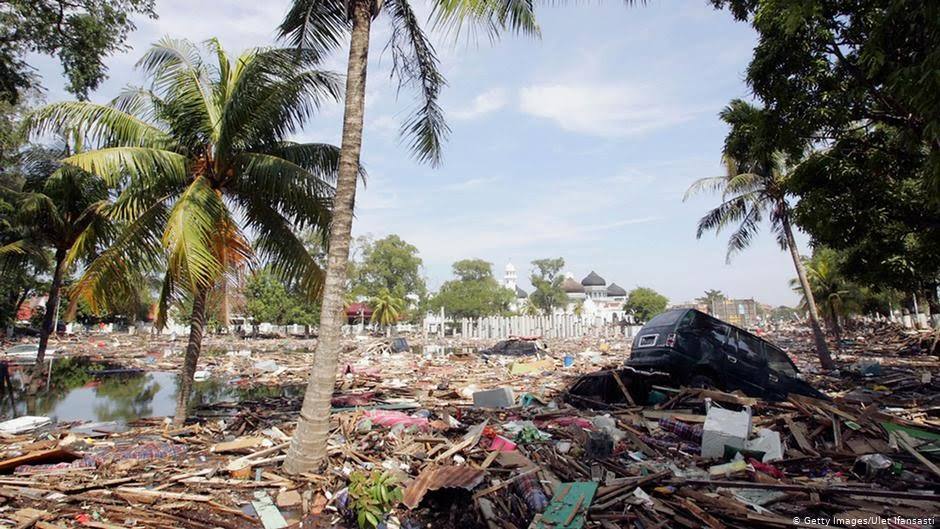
<box><xmin>473</xmin><ymin>387</ymin><xmax>515</xmax><ymax>408</ymax></box>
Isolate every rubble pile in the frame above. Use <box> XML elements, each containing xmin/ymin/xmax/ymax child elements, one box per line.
<box><xmin>0</xmin><ymin>327</ymin><xmax>938</xmax><ymax>529</ymax></box>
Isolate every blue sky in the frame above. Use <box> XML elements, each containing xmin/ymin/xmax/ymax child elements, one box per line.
<box><xmin>29</xmin><ymin>0</ymin><xmax>811</xmax><ymax>306</ymax></box>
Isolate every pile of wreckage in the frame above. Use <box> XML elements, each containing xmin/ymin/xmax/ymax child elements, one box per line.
<box><xmin>0</xmin><ymin>327</ymin><xmax>938</xmax><ymax>529</ymax></box>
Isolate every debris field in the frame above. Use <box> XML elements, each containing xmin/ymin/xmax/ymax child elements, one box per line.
<box><xmin>1</xmin><ymin>323</ymin><xmax>938</xmax><ymax>529</ymax></box>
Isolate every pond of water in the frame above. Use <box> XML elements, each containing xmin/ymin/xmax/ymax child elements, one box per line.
<box><xmin>1</xmin><ymin>357</ymin><xmax>301</xmax><ymax>423</ymax></box>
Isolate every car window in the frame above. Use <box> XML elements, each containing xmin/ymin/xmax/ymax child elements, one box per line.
<box><xmin>677</xmin><ymin>310</ymin><xmax>697</xmax><ymax>331</ymax></box>
<box><xmin>646</xmin><ymin>310</ymin><xmax>684</xmax><ymax>327</ymax></box>
<box><xmin>736</xmin><ymin>332</ymin><xmax>765</xmax><ymax>362</ymax></box>
<box><xmin>708</xmin><ymin>320</ymin><xmax>729</xmax><ymax>344</ymax></box>
<box><xmin>765</xmin><ymin>346</ymin><xmax>797</xmax><ymax>376</ymax></box>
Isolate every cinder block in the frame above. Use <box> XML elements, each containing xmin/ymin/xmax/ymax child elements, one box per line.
<box><xmin>473</xmin><ymin>387</ymin><xmax>515</xmax><ymax>408</ymax></box>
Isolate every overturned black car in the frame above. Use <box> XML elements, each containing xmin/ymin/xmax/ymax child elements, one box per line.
<box><xmin>626</xmin><ymin>308</ymin><xmax>826</xmax><ymax>401</ymax></box>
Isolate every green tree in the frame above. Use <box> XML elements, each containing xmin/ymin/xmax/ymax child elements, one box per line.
<box><xmin>789</xmin><ymin>128</ymin><xmax>940</xmax><ymax>308</ymax></box>
<box><xmin>245</xmin><ymin>268</ymin><xmax>293</xmax><ymax>326</ymax></box>
<box><xmin>352</xmin><ymin>234</ymin><xmax>426</xmax><ymax>301</ymax></box>
<box><xmin>711</xmin><ymin>0</ymin><xmax>940</xmax><ymax>195</ymax></box>
<box><xmin>0</xmin><ymin>0</ymin><xmax>157</xmax><ymax>103</ymax></box>
<box><xmin>370</xmin><ymin>288</ymin><xmax>405</xmax><ymax>335</ymax></box>
<box><xmin>528</xmin><ymin>258</ymin><xmax>566</xmax><ymax>315</ymax></box>
<box><xmin>245</xmin><ymin>267</ymin><xmax>320</xmax><ymax>329</ymax></box>
<box><xmin>623</xmin><ymin>287</ymin><xmax>667</xmax><ymax>323</ymax></box>
<box><xmin>279</xmin><ymin>0</ymin><xmax>544</xmax><ymax>473</ymax></box>
<box><xmin>26</xmin><ymin>38</ymin><xmax>341</xmax><ymax>423</ymax></box>
<box><xmin>0</xmin><ymin>140</ymin><xmax>113</xmax><ymax>365</ymax></box>
<box><xmin>684</xmin><ymin>100</ymin><xmax>834</xmax><ymax>369</ymax></box>
<box><xmin>429</xmin><ymin>259</ymin><xmax>513</xmax><ymax>318</ymax></box>
<box><xmin>0</xmin><ymin>96</ymin><xmax>49</xmax><ymax>331</ymax></box>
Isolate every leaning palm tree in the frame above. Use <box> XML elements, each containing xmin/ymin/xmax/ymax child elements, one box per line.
<box><xmin>0</xmin><ymin>141</ymin><xmax>113</xmax><ymax>367</ymax></box>
<box><xmin>370</xmin><ymin>288</ymin><xmax>405</xmax><ymax>336</ymax></box>
<box><xmin>277</xmin><ymin>0</ymin><xmax>550</xmax><ymax>473</ymax></box>
<box><xmin>789</xmin><ymin>247</ymin><xmax>857</xmax><ymax>346</ymax></box>
<box><xmin>25</xmin><ymin>37</ymin><xmax>342</xmax><ymax>423</ymax></box>
<box><xmin>685</xmin><ymin>99</ymin><xmax>834</xmax><ymax>370</ymax></box>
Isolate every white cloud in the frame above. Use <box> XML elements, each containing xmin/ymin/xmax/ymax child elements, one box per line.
<box><xmin>451</xmin><ymin>88</ymin><xmax>508</xmax><ymax>120</ymax></box>
<box><xmin>518</xmin><ymin>82</ymin><xmax>696</xmax><ymax>137</ymax></box>
<box><xmin>442</xmin><ymin>176</ymin><xmax>500</xmax><ymax>191</ymax></box>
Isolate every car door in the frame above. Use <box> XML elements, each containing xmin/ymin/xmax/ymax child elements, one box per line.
<box><xmin>723</xmin><ymin>329</ymin><xmax>769</xmax><ymax>397</ymax></box>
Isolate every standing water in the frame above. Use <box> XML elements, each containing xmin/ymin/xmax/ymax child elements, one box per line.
<box><xmin>1</xmin><ymin>357</ymin><xmax>300</xmax><ymax>423</ymax></box>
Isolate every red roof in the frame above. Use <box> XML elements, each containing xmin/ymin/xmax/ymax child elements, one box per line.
<box><xmin>346</xmin><ymin>303</ymin><xmax>373</xmax><ymax>316</ymax></box>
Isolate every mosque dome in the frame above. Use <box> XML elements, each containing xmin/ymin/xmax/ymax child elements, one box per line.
<box><xmin>563</xmin><ymin>277</ymin><xmax>585</xmax><ymax>293</ymax></box>
<box><xmin>607</xmin><ymin>283</ymin><xmax>627</xmax><ymax>297</ymax></box>
<box><xmin>581</xmin><ymin>271</ymin><xmax>606</xmax><ymax>287</ymax></box>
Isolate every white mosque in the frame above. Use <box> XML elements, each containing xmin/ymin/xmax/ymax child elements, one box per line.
<box><xmin>504</xmin><ymin>262</ymin><xmax>630</xmax><ymax>323</ymax></box>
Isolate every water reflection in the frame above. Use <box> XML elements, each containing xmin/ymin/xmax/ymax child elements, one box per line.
<box><xmin>1</xmin><ymin>357</ymin><xmax>301</xmax><ymax>423</ymax></box>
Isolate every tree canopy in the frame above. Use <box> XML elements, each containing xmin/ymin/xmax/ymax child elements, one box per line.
<box><xmin>245</xmin><ymin>267</ymin><xmax>319</xmax><ymax>326</ymax></box>
<box><xmin>528</xmin><ymin>257</ymin><xmax>566</xmax><ymax>314</ymax></box>
<box><xmin>0</xmin><ymin>0</ymin><xmax>157</xmax><ymax>103</ymax></box>
<box><xmin>429</xmin><ymin>259</ymin><xmax>513</xmax><ymax>319</ymax></box>
<box><xmin>350</xmin><ymin>235</ymin><xmax>426</xmax><ymax>301</ymax></box>
<box><xmin>711</xmin><ymin>0</ymin><xmax>940</xmax><ymax>194</ymax></box>
<box><xmin>623</xmin><ymin>287</ymin><xmax>668</xmax><ymax>323</ymax></box>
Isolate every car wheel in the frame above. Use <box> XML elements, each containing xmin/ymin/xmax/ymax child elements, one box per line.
<box><xmin>688</xmin><ymin>374</ymin><xmax>716</xmax><ymax>389</ymax></box>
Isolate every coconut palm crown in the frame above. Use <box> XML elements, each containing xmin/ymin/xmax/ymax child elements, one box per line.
<box><xmin>24</xmin><ymin>37</ymin><xmax>345</xmax><ymax>421</ymax></box>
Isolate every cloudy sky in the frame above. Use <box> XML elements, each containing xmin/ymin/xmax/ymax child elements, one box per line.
<box><xmin>29</xmin><ymin>0</ymin><xmax>811</xmax><ymax>306</ymax></box>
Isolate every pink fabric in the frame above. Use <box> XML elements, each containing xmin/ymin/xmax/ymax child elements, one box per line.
<box><xmin>363</xmin><ymin>410</ymin><xmax>430</xmax><ymax>430</ymax></box>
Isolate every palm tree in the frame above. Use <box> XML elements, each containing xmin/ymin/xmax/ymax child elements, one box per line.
<box><xmin>278</xmin><ymin>0</ymin><xmax>545</xmax><ymax>473</ymax></box>
<box><xmin>0</xmin><ymin>141</ymin><xmax>112</xmax><ymax>366</ymax></box>
<box><xmin>789</xmin><ymin>247</ymin><xmax>857</xmax><ymax>346</ymax></box>
<box><xmin>25</xmin><ymin>38</ymin><xmax>342</xmax><ymax>423</ymax></box>
<box><xmin>685</xmin><ymin>99</ymin><xmax>834</xmax><ymax>370</ymax></box>
<box><xmin>370</xmin><ymin>288</ymin><xmax>405</xmax><ymax>335</ymax></box>
<box><xmin>696</xmin><ymin>289</ymin><xmax>725</xmax><ymax>314</ymax></box>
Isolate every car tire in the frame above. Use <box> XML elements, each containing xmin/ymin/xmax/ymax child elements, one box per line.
<box><xmin>688</xmin><ymin>374</ymin><xmax>716</xmax><ymax>389</ymax></box>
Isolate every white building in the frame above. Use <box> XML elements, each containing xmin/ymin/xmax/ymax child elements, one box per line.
<box><xmin>504</xmin><ymin>262</ymin><xmax>528</xmax><ymax>311</ymax></box>
<box><xmin>502</xmin><ymin>263</ymin><xmax>630</xmax><ymax>323</ymax></box>
<box><xmin>563</xmin><ymin>271</ymin><xmax>630</xmax><ymax>324</ymax></box>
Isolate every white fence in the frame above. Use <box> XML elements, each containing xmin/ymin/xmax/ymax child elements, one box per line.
<box><xmin>425</xmin><ymin>314</ymin><xmax>642</xmax><ymax>340</ymax></box>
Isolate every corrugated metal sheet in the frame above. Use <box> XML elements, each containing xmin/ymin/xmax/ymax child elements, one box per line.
<box><xmin>402</xmin><ymin>465</ymin><xmax>485</xmax><ymax>509</ymax></box>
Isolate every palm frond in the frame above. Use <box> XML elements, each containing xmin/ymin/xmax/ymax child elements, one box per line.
<box><xmin>24</xmin><ymin>102</ymin><xmax>171</xmax><ymax>148</ymax></box>
<box><xmin>724</xmin><ymin>200</ymin><xmax>763</xmax><ymax>262</ymax></box>
<box><xmin>219</xmin><ymin>56</ymin><xmax>342</xmax><ymax>156</ymax></box>
<box><xmin>162</xmin><ymin>177</ymin><xmax>227</xmax><ymax>291</ymax></box>
<box><xmin>238</xmin><ymin>195</ymin><xmax>324</xmax><ymax>299</ymax></box>
<box><xmin>233</xmin><ymin>152</ymin><xmax>334</xmax><ymax>231</ymax></box>
<box><xmin>138</xmin><ymin>36</ymin><xmax>220</xmax><ymax>143</ymax></box>
<box><xmin>277</xmin><ymin>0</ymin><xmax>349</xmax><ymax>59</ymax></box>
<box><xmin>386</xmin><ymin>0</ymin><xmax>450</xmax><ymax>166</ymax></box>
<box><xmin>69</xmin><ymin>201</ymin><xmax>169</xmax><ymax>315</ymax></box>
<box><xmin>432</xmin><ymin>0</ymin><xmax>541</xmax><ymax>39</ymax></box>
<box><xmin>62</xmin><ymin>147</ymin><xmax>188</xmax><ymax>187</ymax></box>
<box><xmin>683</xmin><ymin>176</ymin><xmax>727</xmax><ymax>201</ymax></box>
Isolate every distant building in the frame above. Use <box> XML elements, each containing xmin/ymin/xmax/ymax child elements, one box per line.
<box><xmin>502</xmin><ymin>263</ymin><xmax>630</xmax><ymax>323</ymax></box>
<box><xmin>503</xmin><ymin>262</ymin><xmax>528</xmax><ymax>311</ymax></box>
<box><xmin>564</xmin><ymin>270</ymin><xmax>630</xmax><ymax>323</ymax></box>
<box><xmin>709</xmin><ymin>298</ymin><xmax>760</xmax><ymax>328</ymax></box>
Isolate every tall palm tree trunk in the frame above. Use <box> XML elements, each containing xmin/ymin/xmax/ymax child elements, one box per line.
<box><xmin>782</xmin><ymin>215</ymin><xmax>834</xmax><ymax>369</ymax></box>
<box><xmin>173</xmin><ymin>286</ymin><xmax>209</xmax><ymax>425</ymax></box>
<box><xmin>36</xmin><ymin>248</ymin><xmax>67</xmax><ymax>366</ymax></box>
<box><xmin>284</xmin><ymin>0</ymin><xmax>372</xmax><ymax>474</ymax></box>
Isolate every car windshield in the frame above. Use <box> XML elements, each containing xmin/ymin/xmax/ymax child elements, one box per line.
<box><xmin>765</xmin><ymin>346</ymin><xmax>798</xmax><ymax>376</ymax></box>
<box><xmin>645</xmin><ymin>310</ymin><xmax>685</xmax><ymax>328</ymax></box>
